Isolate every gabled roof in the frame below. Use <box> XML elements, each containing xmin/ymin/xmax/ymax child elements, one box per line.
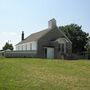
<box><xmin>16</xmin><ymin>29</ymin><xmax>50</xmax><ymax>45</ymax></box>
<box><xmin>58</xmin><ymin>28</ymin><xmax>72</xmax><ymax>44</ymax></box>
<box><xmin>16</xmin><ymin>27</ymin><xmax>72</xmax><ymax>45</ymax></box>
<box><xmin>16</xmin><ymin>18</ymin><xmax>72</xmax><ymax>46</ymax></box>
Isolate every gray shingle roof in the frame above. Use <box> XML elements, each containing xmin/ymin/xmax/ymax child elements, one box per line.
<box><xmin>16</xmin><ymin>29</ymin><xmax>50</xmax><ymax>45</ymax></box>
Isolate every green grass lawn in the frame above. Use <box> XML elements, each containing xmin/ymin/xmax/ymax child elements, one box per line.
<box><xmin>0</xmin><ymin>58</ymin><xmax>90</xmax><ymax>90</ymax></box>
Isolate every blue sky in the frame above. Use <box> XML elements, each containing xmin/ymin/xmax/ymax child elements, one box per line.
<box><xmin>0</xmin><ymin>0</ymin><xmax>90</xmax><ymax>50</ymax></box>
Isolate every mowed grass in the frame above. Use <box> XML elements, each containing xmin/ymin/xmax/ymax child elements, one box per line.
<box><xmin>0</xmin><ymin>58</ymin><xmax>90</xmax><ymax>90</ymax></box>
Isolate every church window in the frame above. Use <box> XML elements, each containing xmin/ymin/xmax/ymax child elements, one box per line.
<box><xmin>25</xmin><ymin>44</ymin><xmax>27</xmax><ymax>50</ymax></box>
<box><xmin>30</xmin><ymin>43</ymin><xmax>32</xmax><ymax>50</ymax></box>
<box><xmin>58</xmin><ymin>43</ymin><xmax>65</xmax><ymax>53</ymax></box>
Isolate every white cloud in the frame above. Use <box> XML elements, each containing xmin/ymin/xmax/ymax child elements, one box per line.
<box><xmin>0</xmin><ymin>31</ymin><xmax>17</xmax><ymax>36</ymax></box>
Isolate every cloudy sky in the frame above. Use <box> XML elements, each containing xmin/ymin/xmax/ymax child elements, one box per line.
<box><xmin>0</xmin><ymin>0</ymin><xmax>90</xmax><ymax>50</ymax></box>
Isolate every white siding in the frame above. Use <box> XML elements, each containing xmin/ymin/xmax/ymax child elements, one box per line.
<box><xmin>30</xmin><ymin>43</ymin><xmax>32</xmax><ymax>50</ymax></box>
<box><xmin>27</xmin><ymin>43</ymin><xmax>30</xmax><ymax>50</ymax></box>
<box><xmin>16</xmin><ymin>41</ymin><xmax>37</xmax><ymax>51</ymax></box>
<box><xmin>23</xmin><ymin>45</ymin><xmax>25</xmax><ymax>50</ymax></box>
<box><xmin>16</xmin><ymin>46</ymin><xmax>18</xmax><ymax>50</ymax></box>
<box><xmin>19</xmin><ymin>46</ymin><xmax>21</xmax><ymax>50</ymax></box>
<box><xmin>32</xmin><ymin>41</ymin><xmax>37</xmax><ymax>50</ymax></box>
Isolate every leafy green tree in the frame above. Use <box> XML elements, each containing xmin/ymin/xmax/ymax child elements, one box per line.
<box><xmin>2</xmin><ymin>42</ymin><xmax>14</xmax><ymax>51</ymax></box>
<box><xmin>85</xmin><ymin>44</ymin><xmax>90</xmax><ymax>53</ymax></box>
<box><xmin>85</xmin><ymin>37</ymin><xmax>90</xmax><ymax>53</ymax></box>
<box><xmin>59</xmin><ymin>24</ymin><xmax>89</xmax><ymax>53</ymax></box>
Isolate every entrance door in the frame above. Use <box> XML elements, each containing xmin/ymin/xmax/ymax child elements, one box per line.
<box><xmin>47</xmin><ymin>48</ymin><xmax>54</xmax><ymax>59</ymax></box>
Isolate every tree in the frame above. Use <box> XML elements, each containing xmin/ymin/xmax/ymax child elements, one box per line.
<box><xmin>59</xmin><ymin>24</ymin><xmax>89</xmax><ymax>53</ymax></box>
<box><xmin>85</xmin><ymin>37</ymin><xmax>90</xmax><ymax>53</ymax></box>
<box><xmin>2</xmin><ymin>42</ymin><xmax>14</xmax><ymax>51</ymax></box>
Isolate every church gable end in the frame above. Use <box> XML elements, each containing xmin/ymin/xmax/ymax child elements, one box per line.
<box><xmin>15</xmin><ymin>18</ymin><xmax>72</xmax><ymax>58</ymax></box>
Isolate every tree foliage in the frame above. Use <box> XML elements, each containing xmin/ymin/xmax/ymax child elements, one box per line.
<box><xmin>2</xmin><ymin>42</ymin><xmax>14</xmax><ymax>51</ymax></box>
<box><xmin>59</xmin><ymin>24</ymin><xmax>89</xmax><ymax>53</ymax></box>
<box><xmin>85</xmin><ymin>37</ymin><xmax>90</xmax><ymax>53</ymax></box>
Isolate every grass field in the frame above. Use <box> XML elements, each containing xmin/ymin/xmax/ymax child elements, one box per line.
<box><xmin>0</xmin><ymin>58</ymin><xmax>90</xmax><ymax>90</ymax></box>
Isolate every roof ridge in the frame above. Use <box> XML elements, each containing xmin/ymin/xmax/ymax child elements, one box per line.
<box><xmin>16</xmin><ymin>28</ymin><xmax>50</xmax><ymax>45</ymax></box>
<box><xmin>31</xmin><ymin>28</ymin><xmax>49</xmax><ymax>35</ymax></box>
